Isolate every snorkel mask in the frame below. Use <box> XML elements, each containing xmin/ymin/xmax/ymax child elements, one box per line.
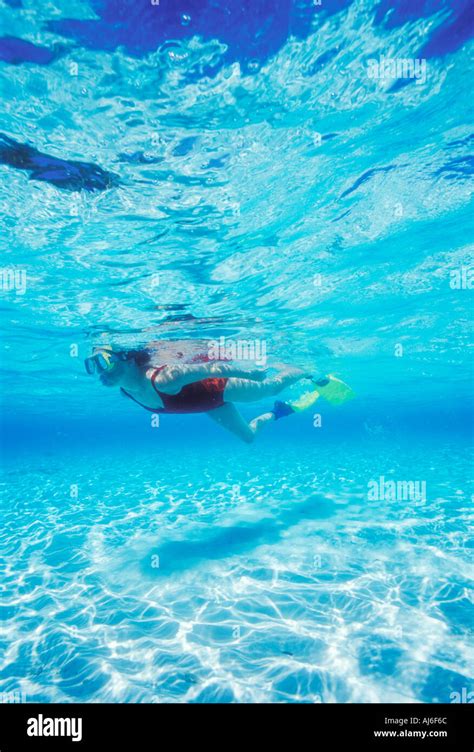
<box><xmin>84</xmin><ymin>346</ymin><xmax>127</xmax><ymax>375</ymax></box>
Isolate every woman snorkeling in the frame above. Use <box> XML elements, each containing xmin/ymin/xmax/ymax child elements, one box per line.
<box><xmin>84</xmin><ymin>344</ymin><xmax>354</xmax><ymax>443</ymax></box>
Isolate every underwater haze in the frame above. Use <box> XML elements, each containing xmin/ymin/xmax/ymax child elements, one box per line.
<box><xmin>0</xmin><ymin>0</ymin><xmax>473</xmax><ymax>703</ymax></box>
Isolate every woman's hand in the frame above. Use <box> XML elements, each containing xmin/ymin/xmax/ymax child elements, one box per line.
<box><xmin>244</xmin><ymin>368</ymin><xmax>268</xmax><ymax>382</ymax></box>
<box><xmin>155</xmin><ymin>362</ymin><xmax>271</xmax><ymax>392</ymax></box>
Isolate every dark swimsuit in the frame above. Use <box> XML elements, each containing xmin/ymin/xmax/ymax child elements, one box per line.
<box><xmin>121</xmin><ymin>367</ymin><xmax>228</xmax><ymax>414</ymax></box>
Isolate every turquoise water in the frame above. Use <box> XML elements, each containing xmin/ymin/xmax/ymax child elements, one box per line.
<box><xmin>0</xmin><ymin>0</ymin><xmax>473</xmax><ymax>703</ymax></box>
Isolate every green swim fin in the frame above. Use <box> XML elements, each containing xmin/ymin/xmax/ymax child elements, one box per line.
<box><xmin>312</xmin><ymin>375</ymin><xmax>355</xmax><ymax>406</ymax></box>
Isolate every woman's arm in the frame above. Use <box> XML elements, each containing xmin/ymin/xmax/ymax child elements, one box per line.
<box><xmin>153</xmin><ymin>363</ymin><xmax>267</xmax><ymax>394</ymax></box>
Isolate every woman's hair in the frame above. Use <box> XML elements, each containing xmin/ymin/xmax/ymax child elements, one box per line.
<box><xmin>107</xmin><ymin>347</ymin><xmax>151</xmax><ymax>368</ymax></box>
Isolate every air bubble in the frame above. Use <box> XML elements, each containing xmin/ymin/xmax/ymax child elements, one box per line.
<box><xmin>180</xmin><ymin>13</ymin><xmax>191</xmax><ymax>26</ymax></box>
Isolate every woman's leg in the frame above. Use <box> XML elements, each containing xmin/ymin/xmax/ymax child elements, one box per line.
<box><xmin>223</xmin><ymin>367</ymin><xmax>309</xmax><ymax>403</ymax></box>
<box><xmin>206</xmin><ymin>402</ymin><xmax>276</xmax><ymax>444</ymax></box>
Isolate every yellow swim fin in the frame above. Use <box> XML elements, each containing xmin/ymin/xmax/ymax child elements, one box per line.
<box><xmin>312</xmin><ymin>375</ymin><xmax>355</xmax><ymax>406</ymax></box>
<box><xmin>272</xmin><ymin>374</ymin><xmax>354</xmax><ymax>420</ymax></box>
<box><xmin>290</xmin><ymin>389</ymin><xmax>320</xmax><ymax>413</ymax></box>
